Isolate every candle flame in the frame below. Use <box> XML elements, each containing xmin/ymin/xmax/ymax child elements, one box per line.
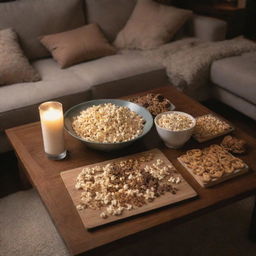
<box><xmin>43</xmin><ymin>107</ymin><xmax>62</xmax><ymax>121</ymax></box>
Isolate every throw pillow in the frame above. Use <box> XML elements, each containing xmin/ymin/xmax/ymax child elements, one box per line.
<box><xmin>114</xmin><ymin>0</ymin><xmax>193</xmax><ymax>50</ymax></box>
<box><xmin>0</xmin><ymin>28</ymin><xmax>41</xmax><ymax>86</ymax></box>
<box><xmin>40</xmin><ymin>24</ymin><xmax>117</xmax><ymax>68</ymax></box>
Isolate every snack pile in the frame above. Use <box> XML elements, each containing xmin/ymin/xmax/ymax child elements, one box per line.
<box><xmin>179</xmin><ymin>145</ymin><xmax>246</xmax><ymax>184</ymax></box>
<box><xmin>157</xmin><ymin>112</ymin><xmax>194</xmax><ymax>131</ymax></box>
<box><xmin>221</xmin><ymin>135</ymin><xmax>246</xmax><ymax>154</ymax></box>
<box><xmin>72</xmin><ymin>103</ymin><xmax>145</xmax><ymax>143</ymax></box>
<box><xmin>75</xmin><ymin>153</ymin><xmax>182</xmax><ymax>218</ymax></box>
<box><xmin>129</xmin><ymin>93</ymin><xmax>172</xmax><ymax>116</ymax></box>
<box><xmin>194</xmin><ymin>114</ymin><xmax>232</xmax><ymax>141</ymax></box>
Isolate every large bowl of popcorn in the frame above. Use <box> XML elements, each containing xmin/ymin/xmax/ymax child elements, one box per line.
<box><xmin>64</xmin><ymin>99</ymin><xmax>153</xmax><ymax>151</ymax></box>
<box><xmin>154</xmin><ymin>111</ymin><xmax>196</xmax><ymax>149</ymax></box>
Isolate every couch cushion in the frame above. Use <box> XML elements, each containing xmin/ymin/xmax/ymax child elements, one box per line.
<box><xmin>67</xmin><ymin>51</ymin><xmax>167</xmax><ymax>98</ymax></box>
<box><xmin>85</xmin><ymin>0</ymin><xmax>136</xmax><ymax>42</ymax></box>
<box><xmin>68</xmin><ymin>51</ymin><xmax>164</xmax><ymax>85</ymax></box>
<box><xmin>40</xmin><ymin>24</ymin><xmax>116</xmax><ymax>68</ymax></box>
<box><xmin>0</xmin><ymin>53</ymin><xmax>165</xmax><ymax>132</ymax></box>
<box><xmin>211</xmin><ymin>53</ymin><xmax>256</xmax><ymax>105</ymax></box>
<box><xmin>0</xmin><ymin>58</ymin><xmax>92</xmax><ymax>133</ymax></box>
<box><xmin>0</xmin><ymin>59</ymin><xmax>91</xmax><ymax>115</ymax></box>
<box><xmin>212</xmin><ymin>86</ymin><xmax>256</xmax><ymax>121</ymax></box>
<box><xmin>0</xmin><ymin>0</ymin><xmax>85</xmax><ymax>60</ymax></box>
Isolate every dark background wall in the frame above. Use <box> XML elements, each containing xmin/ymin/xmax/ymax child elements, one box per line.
<box><xmin>245</xmin><ymin>0</ymin><xmax>256</xmax><ymax>38</ymax></box>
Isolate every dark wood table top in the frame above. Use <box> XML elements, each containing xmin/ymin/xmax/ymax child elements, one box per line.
<box><xmin>6</xmin><ymin>86</ymin><xmax>256</xmax><ymax>255</ymax></box>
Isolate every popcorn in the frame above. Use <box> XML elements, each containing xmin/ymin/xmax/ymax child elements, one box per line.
<box><xmin>75</xmin><ymin>153</ymin><xmax>182</xmax><ymax>218</ymax></box>
<box><xmin>157</xmin><ymin>113</ymin><xmax>194</xmax><ymax>131</ymax></box>
<box><xmin>72</xmin><ymin>103</ymin><xmax>145</xmax><ymax>143</ymax></box>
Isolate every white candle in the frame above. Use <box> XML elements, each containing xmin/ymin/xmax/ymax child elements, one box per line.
<box><xmin>39</xmin><ymin>101</ymin><xmax>66</xmax><ymax>160</ymax></box>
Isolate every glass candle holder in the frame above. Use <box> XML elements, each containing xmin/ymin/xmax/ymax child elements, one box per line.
<box><xmin>39</xmin><ymin>101</ymin><xmax>67</xmax><ymax>160</ymax></box>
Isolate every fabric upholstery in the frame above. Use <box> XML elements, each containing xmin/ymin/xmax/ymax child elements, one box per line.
<box><xmin>0</xmin><ymin>0</ymin><xmax>85</xmax><ymax>60</ymax></box>
<box><xmin>114</xmin><ymin>0</ymin><xmax>192</xmax><ymax>50</ymax></box>
<box><xmin>40</xmin><ymin>24</ymin><xmax>116</xmax><ymax>68</ymax></box>
<box><xmin>211</xmin><ymin>53</ymin><xmax>256</xmax><ymax>105</ymax></box>
<box><xmin>68</xmin><ymin>51</ymin><xmax>164</xmax><ymax>85</ymax></box>
<box><xmin>85</xmin><ymin>0</ymin><xmax>136</xmax><ymax>42</ymax></box>
<box><xmin>0</xmin><ymin>53</ymin><xmax>165</xmax><ymax>127</ymax></box>
<box><xmin>91</xmin><ymin>69</ymin><xmax>168</xmax><ymax>99</ymax></box>
<box><xmin>188</xmin><ymin>15</ymin><xmax>227</xmax><ymax>42</ymax></box>
<box><xmin>0</xmin><ymin>58</ymin><xmax>91</xmax><ymax>115</ymax></box>
<box><xmin>212</xmin><ymin>86</ymin><xmax>256</xmax><ymax>121</ymax></box>
<box><xmin>0</xmin><ymin>28</ymin><xmax>40</xmax><ymax>85</ymax></box>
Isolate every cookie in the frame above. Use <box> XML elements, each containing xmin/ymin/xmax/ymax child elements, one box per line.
<box><xmin>129</xmin><ymin>93</ymin><xmax>173</xmax><ymax>116</ymax></box>
<box><xmin>221</xmin><ymin>135</ymin><xmax>246</xmax><ymax>154</ymax></box>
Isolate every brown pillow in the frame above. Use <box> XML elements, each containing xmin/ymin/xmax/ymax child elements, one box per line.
<box><xmin>0</xmin><ymin>28</ymin><xmax>41</xmax><ymax>86</ymax></box>
<box><xmin>40</xmin><ymin>24</ymin><xmax>117</xmax><ymax>68</ymax></box>
<box><xmin>114</xmin><ymin>0</ymin><xmax>193</xmax><ymax>50</ymax></box>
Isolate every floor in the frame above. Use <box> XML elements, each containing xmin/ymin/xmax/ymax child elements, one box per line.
<box><xmin>0</xmin><ymin>99</ymin><xmax>256</xmax><ymax>256</ymax></box>
<box><xmin>0</xmin><ymin>189</ymin><xmax>255</xmax><ymax>256</ymax></box>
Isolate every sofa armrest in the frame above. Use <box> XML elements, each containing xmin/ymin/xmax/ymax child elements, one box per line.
<box><xmin>189</xmin><ymin>15</ymin><xmax>227</xmax><ymax>41</ymax></box>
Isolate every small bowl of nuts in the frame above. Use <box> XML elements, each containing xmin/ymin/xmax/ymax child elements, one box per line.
<box><xmin>64</xmin><ymin>99</ymin><xmax>153</xmax><ymax>151</ymax></box>
<box><xmin>154</xmin><ymin>111</ymin><xmax>196</xmax><ymax>149</ymax></box>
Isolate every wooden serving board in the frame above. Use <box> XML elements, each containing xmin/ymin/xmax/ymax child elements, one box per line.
<box><xmin>177</xmin><ymin>157</ymin><xmax>249</xmax><ymax>188</ymax></box>
<box><xmin>61</xmin><ymin>149</ymin><xmax>197</xmax><ymax>229</ymax></box>
<box><xmin>193</xmin><ymin>114</ymin><xmax>235</xmax><ymax>143</ymax></box>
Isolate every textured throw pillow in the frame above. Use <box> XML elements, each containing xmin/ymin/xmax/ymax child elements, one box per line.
<box><xmin>40</xmin><ymin>24</ymin><xmax>117</xmax><ymax>68</ymax></box>
<box><xmin>114</xmin><ymin>0</ymin><xmax>193</xmax><ymax>50</ymax></box>
<box><xmin>0</xmin><ymin>28</ymin><xmax>41</xmax><ymax>86</ymax></box>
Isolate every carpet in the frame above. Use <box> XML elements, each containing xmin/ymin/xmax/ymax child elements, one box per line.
<box><xmin>0</xmin><ymin>190</ymin><xmax>69</xmax><ymax>256</ymax></box>
<box><xmin>0</xmin><ymin>189</ymin><xmax>256</xmax><ymax>256</ymax></box>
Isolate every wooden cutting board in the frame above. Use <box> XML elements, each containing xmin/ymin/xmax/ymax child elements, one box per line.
<box><xmin>178</xmin><ymin>156</ymin><xmax>249</xmax><ymax>188</ymax></box>
<box><xmin>61</xmin><ymin>148</ymin><xmax>197</xmax><ymax>229</ymax></box>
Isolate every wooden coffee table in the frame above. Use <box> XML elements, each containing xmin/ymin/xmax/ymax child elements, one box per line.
<box><xmin>6</xmin><ymin>86</ymin><xmax>256</xmax><ymax>255</ymax></box>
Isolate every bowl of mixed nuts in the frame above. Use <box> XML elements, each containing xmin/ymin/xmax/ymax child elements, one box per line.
<box><xmin>154</xmin><ymin>111</ymin><xmax>196</xmax><ymax>149</ymax></box>
<box><xmin>64</xmin><ymin>99</ymin><xmax>153</xmax><ymax>151</ymax></box>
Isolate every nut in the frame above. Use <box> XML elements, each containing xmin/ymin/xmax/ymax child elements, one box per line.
<box><xmin>194</xmin><ymin>114</ymin><xmax>231</xmax><ymax>139</ymax></box>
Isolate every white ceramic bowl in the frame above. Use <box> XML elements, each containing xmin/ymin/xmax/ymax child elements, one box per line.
<box><xmin>154</xmin><ymin>111</ymin><xmax>196</xmax><ymax>149</ymax></box>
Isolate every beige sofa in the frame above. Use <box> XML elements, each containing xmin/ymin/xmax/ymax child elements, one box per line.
<box><xmin>0</xmin><ymin>0</ymin><xmax>227</xmax><ymax>152</ymax></box>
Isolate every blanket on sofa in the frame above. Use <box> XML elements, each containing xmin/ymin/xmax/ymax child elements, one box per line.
<box><xmin>140</xmin><ymin>37</ymin><xmax>256</xmax><ymax>99</ymax></box>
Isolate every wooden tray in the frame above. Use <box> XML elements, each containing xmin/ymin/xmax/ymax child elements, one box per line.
<box><xmin>61</xmin><ymin>149</ymin><xmax>197</xmax><ymax>229</ymax></box>
<box><xmin>177</xmin><ymin>155</ymin><xmax>249</xmax><ymax>188</ymax></box>
<box><xmin>193</xmin><ymin>114</ymin><xmax>235</xmax><ymax>143</ymax></box>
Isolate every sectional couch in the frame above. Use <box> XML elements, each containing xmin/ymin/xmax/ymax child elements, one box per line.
<box><xmin>1</xmin><ymin>0</ymin><xmax>251</xmax><ymax>153</ymax></box>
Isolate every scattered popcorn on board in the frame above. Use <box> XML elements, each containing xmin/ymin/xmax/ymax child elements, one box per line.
<box><xmin>75</xmin><ymin>152</ymin><xmax>183</xmax><ymax>219</ymax></box>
